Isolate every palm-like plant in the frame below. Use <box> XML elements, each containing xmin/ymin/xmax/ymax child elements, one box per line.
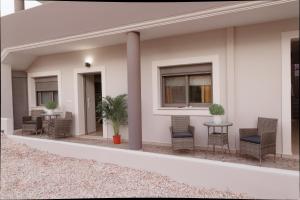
<box><xmin>96</xmin><ymin>94</ymin><xmax>128</xmax><ymax>136</ymax></box>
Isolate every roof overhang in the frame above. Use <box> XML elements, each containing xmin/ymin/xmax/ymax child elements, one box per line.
<box><xmin>1</xmin><ymin>0</ymin><xmax>299</xmax><ymax>70</ymax></box>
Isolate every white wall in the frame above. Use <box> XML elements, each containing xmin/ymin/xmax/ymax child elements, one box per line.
<box><xmin>1</xmin><ymin>64</ymin><xmax>14</xmax><ymax>134</ymax></box>
<box><xmin>27</xmin><ymin>45</ymin><xmax>128</xmax><ymax>139</ymax></box>
<box><xmin>141</xmin><ymin>28</ymin><xmax>228</xmax><ymax>147</ymax></box>
<box><xmin>26</xmin><ymin>18</ymin><xmax>299</xmax><ymax>153</ymax></box>
<box><xmin>234</xmin><ymin>18</ymin><xmax>299</xmax><ymax>153</ymax></box>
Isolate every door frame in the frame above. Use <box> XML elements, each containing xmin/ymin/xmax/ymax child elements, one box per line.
<box><xmin>74</xmin><ymin>66</ymin><xmax>107</xmax><ymax>138</ymax></box>
<box><xmin>281</xmin><ymin>30</ymin><xmax>299</xmax><ymax>155</ymax></box>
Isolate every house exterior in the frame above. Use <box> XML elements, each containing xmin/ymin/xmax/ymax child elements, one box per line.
<box><xmin>1</xmin><ymin>1</ymin><xmax>299</xmax><ymax>157</ymax></box>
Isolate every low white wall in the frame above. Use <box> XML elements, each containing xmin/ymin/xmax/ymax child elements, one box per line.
<box><xmin>1</xmin><ymin>118</ymin><xmax>14</xmax><ymax>135</ymax></box>
<box><xmin>1</xmin><ymin>64</ymin><xmax>14</xmax><ymax>134</ymax></box>
<box><xmin>1</xmin><ymin>64</ymin><xmax>14</xmax><ymax>121</ymax></box>
<box><xmin>8</xmin><ymin>135</ymin><xmax>299</xmax><ymax>199</ymax></box>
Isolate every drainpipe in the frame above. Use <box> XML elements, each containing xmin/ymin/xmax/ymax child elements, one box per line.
<box><xmin>127</xmin><ymin>31</ymin><xmax>142</xmax><ymax>150</ymax></box>
<box><xmin>14</xmin><ymin>0</ymin><xmax>25</xmax><ymax>12</ymax></box>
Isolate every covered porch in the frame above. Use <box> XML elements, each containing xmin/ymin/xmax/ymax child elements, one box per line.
<box><xmin>1</xmin><ymin>1</ymin><xmax>299</xmax><ymax>161</ymax></box>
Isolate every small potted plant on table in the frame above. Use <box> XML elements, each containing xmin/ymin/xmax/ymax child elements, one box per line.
<box><xmin>209</xmin><ymin>104</ymin><xmax>225</xmax><ymax>124</ymax></box>
<box><xmin>98</xmin><ymin>94</ymin><xmax>128</xmax><ymax>144</ymax></box>
<box><xmin>46</xmin><ymin>101</ymin><xmax>57</xmax><ymax>114</ymax></box>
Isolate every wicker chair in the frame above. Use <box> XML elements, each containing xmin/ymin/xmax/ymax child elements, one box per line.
<box><xmin>239</xmin><ymin>117</ymin><xmax>278</xmax><ymax>164</ymax></box>
<box><xmin>22</xmin><ymin>110</ymin><xmax>44</xmax><ymax>135</ymax></box>
<box><xmin>169</xmin><ymin>116</ymin><xmax>195</xmax><ymax>151</ymax></box>
<box><xmin>47</xmin><ymin>112</ymin><xmax>73</xmax><ymax>138</ymax></box>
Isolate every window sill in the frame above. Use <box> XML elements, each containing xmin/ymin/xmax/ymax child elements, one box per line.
<box><xmin>158</xmin><ymin>107</ymin><xmax>209</xmax><ymax>110</ymax></box>
<box><xmin>153</xmin><ymin>107</ymin><xmax>212</xmax><ymax>116</ymax></box>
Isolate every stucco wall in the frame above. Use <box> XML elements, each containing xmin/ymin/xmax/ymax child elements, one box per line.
<box><xmin>1</xmin><ymin>64</ymin><xmax>13</xmax><ymax>119</ymax></box>
<box><xmin>27</xmin><ymin>18</ymin><xmax>299</xmax><ymax>152</ymax></box>
<box><xmin>235</xmin><ymin>18</ymin><xmax>299</xmax><ymax>152</ymax></box>
<box><xmin>141</xmin><ymin>29</ymin><xmax>228</xmax><ymax>147</ymax></box>
<box><xmin>27</xmin><ymin>45</ymin><xmax>128</xmax><ymax>139</ymax></box>
<box><xmin>1</xmin><ymin>64</ymin><xmax>14</xmax><ymax>134</ymax></box>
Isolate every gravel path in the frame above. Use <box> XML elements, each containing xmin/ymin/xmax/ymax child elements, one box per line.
<box><xmin>0</xmin><ymin>135</ymin><xmax>246</xmax><ymax>199</ymax></box>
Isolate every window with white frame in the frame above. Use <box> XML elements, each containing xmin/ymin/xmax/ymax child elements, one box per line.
<box><xmin>160</xmin><ymin>63</ymin><xmax>212</xmax><ymax>107</ymax></box>
<box><xmin>35</xmin><ymin>76</ymin><xmax>58</xmax><ymax>106</ymax></box>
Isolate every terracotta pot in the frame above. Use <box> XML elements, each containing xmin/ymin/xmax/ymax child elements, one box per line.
<box><xmin>113</xmin><ymin>135</ymin><xmax>121</xmax><ymax>144</ymax></box>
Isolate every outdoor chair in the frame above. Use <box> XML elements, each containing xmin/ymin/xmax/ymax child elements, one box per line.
<box><xmin>239</xmin><ymin>117</ymin><xmax>278</xmax><ymax>164</ymax></box>
<box><xmin>47</xmin><ymin>111</ymin><xmax>73</xmax><ymax>138</ymax></box>
<box><xmin>22</xmin><ymin>109</ymin><xmax>44</xmax><ymax>135</ymax></box>
<box><xmin>169</xmin><ymin>116</ymin><xmax>195</xmax><ymax>151</ymax></box>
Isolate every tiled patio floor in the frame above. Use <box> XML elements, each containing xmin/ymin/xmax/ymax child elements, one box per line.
<box><xmin>15</xmin><ymin>132</ymin><xmax>299</xmax><ymax>171</ymax></box>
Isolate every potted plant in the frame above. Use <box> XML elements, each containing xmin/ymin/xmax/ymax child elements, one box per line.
<box><xmin>46</xmin><ymin>101</ymin><xmax>57</xmax><ymax>114</ymax></box>
<box><xmin>209</xmin><ymin>104</ymin><xmax>224</xmax><ymax>124</ymax></box>
<box><xmin>98</xmin><ymin>94</ymin><xmax>128</xmax><ymax>144</ymax></box>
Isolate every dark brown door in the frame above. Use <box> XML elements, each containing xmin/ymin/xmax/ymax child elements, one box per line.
<box><xmin>12</xmin><ymin>71</ymin><xmax>28</xmax><ymax>130</ymax></box>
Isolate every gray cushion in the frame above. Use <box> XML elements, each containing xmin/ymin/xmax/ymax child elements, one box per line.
<box><xmin>172</xmin><ymin>132</ymin><xmax>193</xmax><ymax>138</ymax></box>
<box><xmin>23</xmin><ymin>120</ymin><xmax>37</xmax><ymax>125</ymax></box>
<box><xmin>241</xmin><ymin>135</ymin><xmax>261</xmax><ymax>144</ymax></box>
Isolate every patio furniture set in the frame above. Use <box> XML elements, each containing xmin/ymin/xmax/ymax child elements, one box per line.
<box><xmin>21</xmin><ymin>109</ymin><xmax>277</xmax><ymax>164</ymax></box>
<box><xmin>170</xmin><ymin>115</ymin><xmax>278</xmax><ymax>164</ymax></box>
<box><xmin>22</xmin><ymin>110</ymin><xmax>73</xmax><ymax>139</ymax></box>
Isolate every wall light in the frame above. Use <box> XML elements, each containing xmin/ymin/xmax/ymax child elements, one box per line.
<box><xmin>85</xmin><ymin>57</ymin><xmax>93</xmax><ymax>67</ymax></box>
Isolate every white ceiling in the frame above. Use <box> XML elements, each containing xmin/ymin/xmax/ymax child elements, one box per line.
<box><xmin>2</xmin><ymin>0</ymin><xmax>299</xmax><ymax>70</ymax></box>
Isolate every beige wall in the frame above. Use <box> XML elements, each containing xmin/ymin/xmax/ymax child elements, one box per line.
<box><xmin>27</xmin><ymin>18</ymin><xmax>299</xmax><ymax>152</ymax></box>
<box><xmin>1</xmin><ymin>64</ymin><xmax>13</xmax><ymax>119</ymax></box>
<box><xmin>235</xmin><ymin>18</ymin><xmax>299</xmax><ymax>152</ymax></box>
<box><xmin>141</xmin><ymin>29</ymin><xmax>228</xmax><ymax>147</ymax></box>
<box><xmin>1</xmin><ymin>64</ymin><xmax>14</xmax><ymax>134</ymax></box>
<box><xmin>28</xmin><ymin>45</ymin><xmax>128</xmax><ymax>139</ymax></box>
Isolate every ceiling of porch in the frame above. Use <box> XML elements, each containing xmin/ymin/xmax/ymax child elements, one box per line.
<box><xmin>1</xmin><ymin>0</ymin><xmax>299</xmax><ymax>70</ymax></box>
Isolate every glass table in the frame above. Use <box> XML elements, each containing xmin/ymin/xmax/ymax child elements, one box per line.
<box><xmin>203</xmin><ymin>121</ymin><xmax>233</xmax><ymax>153</ymax></box>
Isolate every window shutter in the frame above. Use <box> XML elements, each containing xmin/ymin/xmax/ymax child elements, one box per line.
<box><xmin>160</xmin><ymin>63</ymin><xmax>212</xmax><ymax>76</ymax></box>
<box><xmin>35</xmin><ymin>76</ymin><xmax>58</xmax><ymax>91</ymax></box>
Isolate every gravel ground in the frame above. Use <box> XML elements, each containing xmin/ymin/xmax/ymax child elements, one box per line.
<box><xmin>0</xmin><ymin>134</ymin><xmax>247</xmax><ymax>199</ymax></box>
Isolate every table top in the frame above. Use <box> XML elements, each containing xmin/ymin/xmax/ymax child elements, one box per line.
<box><xmin>203</xmin><ymin>121</ymin><xmax>233</xmax><ymax>127</ymax></box>
<box><xmin>41</xmin><ymin>113</ymin><xmax>61</xmax><ymax>116</ymax></box>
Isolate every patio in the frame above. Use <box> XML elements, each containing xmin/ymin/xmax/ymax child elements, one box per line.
<box><xmin>14</xmin><ymin>131</ymin><xmax>299</xmax><ymax>171</ymax></box>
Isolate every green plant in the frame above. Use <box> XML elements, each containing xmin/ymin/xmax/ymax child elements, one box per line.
<box><xmin>97</xmin><ymin>94</ymin><xmax>128</xmax><ymax>136</ymax></box>
<box><xmin>95</xmin><ymin>93</ymin><xmax>102</xmax><ymax>123</ymax></box>
<box><xmin>46</xmin><ymin>101</ymin><xmax>57</xmax><ymax>110</ymax></box>
<box><xmin>209</xmin><ymin>104</ymin><xmax>224</xmax><ymax>115</ymax></box>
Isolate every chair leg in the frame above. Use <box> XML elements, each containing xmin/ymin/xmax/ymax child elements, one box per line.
<box><xmin>227</xmin><ymin>143</ymin><xmax>230</xmax><ymax>154</ymax></box>
<box><xmin>259</xmin><ymin>157</ymin><xmax>262</xmax><ymax>166</ymax></box>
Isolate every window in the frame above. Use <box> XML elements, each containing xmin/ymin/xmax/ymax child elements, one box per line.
<box><xmin>36</xmin><ymin>91</ymin><xmax>58</xmax><ymax>106</ymax></box>
<box><xmin>161</xmin><ymin>63</ymin><xmax>212</xmax><ymax>107</ymax></box>
<box><xmin>35</xmin><ymin>76</ymin><xmax>58</xmax><ymax>106</ymax></box>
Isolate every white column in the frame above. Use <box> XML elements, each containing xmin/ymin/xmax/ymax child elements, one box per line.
<box><xmin>1</xmin><ymin>64</ymin><xmax>14</xmax><ymax>134</ymax></box>
<box><xmin>226</xmin><ymin>27</ymin><xmax>237</xmax><ymax>150</ymax></box>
